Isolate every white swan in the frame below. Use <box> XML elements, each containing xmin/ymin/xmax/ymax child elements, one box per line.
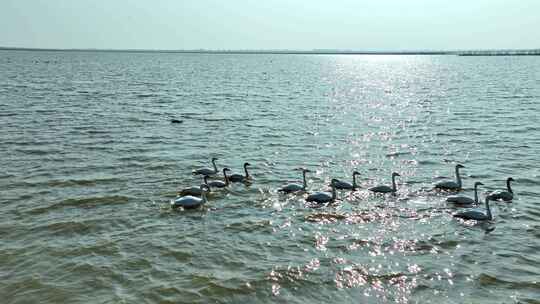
<box><xmin>206</xmin><ymin>168</ymin><xmax>231</xmax><ymax>188</ymax></box>
<box><xmin>369</xmin><ymin>172</ymin><xmax>400</xmax><ymax>194</ymax></box>
<box><xmin>306</xmin><ymin>179</ymin><xmax>338</xmax><ymax>204</ymax></box>
<box><xmin>333</xmin><ymin>171</ymin><xmax>360</xmax><ymax>191</ymax></box>
<box><xmin>453</xmin><ymin>196</ymin><xmax>492</xmax><ymax>221</ymax></box>
<box><xmin>229</xmin><ymin>162</ymin><xmax>252</xmax><ymax>183</ymax></box>
<box><xmin>278</xmin><ymin>168</ymin><xmax>311</xmax><ymax>194</ymax></box>
<box><xmin>177</xmin><ymin>176</ymin><xmax>211</xmax><ymax>197</ymax></box>
<box><xmin>193</xmin><ymin>157</ymin><xmax>219</xmax><ymax>176</ymax></box>
<box><xmin>434</xmin><ymin>164</ymin><xmax>465</xmax><ymax>191</ymax></box>
<box><xmin>446</xmin><ymin>182</ymin><xmax>483</xmax><ymax>205</ymax></box>
<box><xmin>171</xmin><ymin>185</ymin><xmax>210</xmax><ymax>209</ymax></box>
<box><xmin>487</xmin><ymin>177</ymin><xmax>514</xmax><ymax>201</ymax></box>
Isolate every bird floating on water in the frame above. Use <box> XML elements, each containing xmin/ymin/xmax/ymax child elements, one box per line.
<box><xmin>487</xmin><ymin>177</ymin><xmax>514</xmax><ymax>202</ymax></box>
<box><xmin>193</xmin><ymin>157</ymin><xmax>219</xmax><ymax>176</ymax></box>
<box><xmin>278</xmin><ymin>168</ymin><xmax>311</xmax><ymax>194</ymax></box>
<box><xmin>206</xmin><ymin>168</ymin><xmax>231</xmax><ymax>188</ymax></box>
<box><xmin>369</xmin><ymin>172</ymin><xmax>400</xmax><ymax>195</ymax></box>
<box><xmin>453</xmin><ymin>196</ymin><xmax>492</xmax><ymax>221</ymax></box>
<box><xmin>434</xmin><ymin>164</ymin><xmax>464</xmax><ymax>191</ymax></box>
<box><xmin>177</xmin><ymin>176</ymin><xmax>211</xmax><ymax>197</ymax></box>
<box><xmin>171</xmin><ymin>185</ymin><xmax>210</xmax><ymax>209</ymax></box>
<box><xmin>333</xmin><ymin>171</ymin><xmax>361</xmax><ymax>191</ymax></box>
<box><xmin>229</xmin><ymin>162</ymin><xmax>252</xmax><ymax>183</ymax></box>
<box><xmin>306</xmin><ymin>179</ymin><xmax>338</xmax><ymax>204</ymax></box>
<box><xmin>446</xmin><ymin>181</ymin><xmax>483</xmax><ymax>205</ymax></box>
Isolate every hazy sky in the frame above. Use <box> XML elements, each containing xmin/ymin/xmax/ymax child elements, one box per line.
<box><xmin>1</xmin><ymin>0</ymin><xmax>539</xmax><ymax>50</ymax></box>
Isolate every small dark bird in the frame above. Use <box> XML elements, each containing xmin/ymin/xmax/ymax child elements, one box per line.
<box><xmin>170</xmin><ymin>119</ymin><xmax>183</xmax><ymax>124</ymax></box>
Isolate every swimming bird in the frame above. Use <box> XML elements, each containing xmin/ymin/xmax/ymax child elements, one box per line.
<box><xmin>177</xmin><ymin>176</ymin><xmax>211</xmax><ymax>197</ymax></box>
<box><xmin>171</xmin><ymin>185</ymin><xmax>210</xmax><ymax>209</ymax></box>
<box><xmin>229</xmin><ymin>162</ymin><xmax>252</xmax><ymax>183</ymax></box>
<box><xmin>306</xmin><ymin>179</ymin><xmax>338</xmax><ymax>204</ymax></box>
<box><xmin>193</xmin><ymin>157</ymin><xmax>219</xmax><ymax>176</ymax></box>
<box><xmin>369</xmin><ymin>172</ymin><xmax>400</xmax><ymax>194</ymax></box>
<box><xmin>487</xmin><ymin>177</ymin><xmax>514</xmax><ymax>201</ymax></box>
<box><xmin>434</xmin><ymin>164</ymin><xmax>465</xmax><ymax>191</ymax></box>
<box><xmin>333</xmin><ymin>171</ymin><xmax>361</xmax><ymax>191</ymax></box>
<box><xmin>206</xmin><ymin>168</ymin><xmax>231</xmax><ymax>188</ymax></box>
<box><xmin>453</xmin><ymin>196</ymin><xmax>492</xmax><ymax>221</ymax></box>
<box><xmin>278</xmin><ymin>168</ymin><xmax>311</xmax><ymax>194</ymax></box>
<box><xmin>446</xmin><ymin>182</ymin><xmax>483</xmax><ymax>205</ymax></box>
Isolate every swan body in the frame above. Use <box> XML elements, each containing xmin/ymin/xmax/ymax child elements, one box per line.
<box><xmin>369</xmin><ymin>172</ymin><xmax>400</xmax><ymax>194</ymax></box>
<box><xmin>193</xmin><ymin>157</ymin><xmax>219</xmax><ymax>176</ymax></box>
<box><xmin>446</xmin><ymin>182</ymin><xmax>483</xmax><ymax>205</ymax></box>
<box><xmin>207</xmin><ymin>168</ymin><xmax>231</xmax><ymax>188</ymax></box>
<box><xmin>434</xmin><ymin>164</ymin><xmax>464</xmax><ymax>191</ymax></box>
<box><xmin>333</xmin><ymin>171</ymin><xmax>360</xmax><ymax>191</ymax></box>
<box><xmin>177</xmin><ymin>176</ymin><xmax>211</xmax><ymax>197</ymax></box>
<box><xmin>229</xmin><ymin>162</ymin><xmax>252</xmax><ymax>183</ymax></box>
<box><xmin>487</xmin><ymin>177</ymin><xmax>514</xmax><ymax>201</ymax></box>
<box><xmin>278</xmin><ymin>168</ymin><xmax>311</xmax><ymax>194</ymax></box>
<box><xmin>306</xmin><ymin>179</ymin><xmax>338</xmax><ymax>204</ymax></box>
<box><xmin>172</xmin><ymin>185</ymin><xmax>210</xmax><ymax>209</ymax></box>
<box><xmin>454</xmin><ymin>196</ymin><xmax>492</xmax><ymax>221</ymax></box>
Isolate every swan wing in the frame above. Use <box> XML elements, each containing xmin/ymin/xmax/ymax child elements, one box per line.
<box><xmin>172</xmin><ymin>196</ymin><xmax>203</xmax><ymax>208</ymax></box>
<box><xmin>369</xmin><ymin>185</ymin><xmax>393</xmax><ymax>193</ymax></box>
<box><xmin>193</xmin><ymin>168</ymin><xmax>216</xmax><ymax>176</ymax></box>
<box><xmin>306</xmin><ymin>192</ymin><xmax>332</xmax><ymax>203</ymax></box>
<box><xmin>454</xmin><ymin>210</ymin><xmax>488</xmax><ymax>221</ymax></box>
<box><xmin>446</xmin><ymin>195</ymin><xmax>474</xmax><ymax>205</ymax></box>
<box><xmin>334</xmin><ymin>180</ymin><xmax>353</xmax><ymax>190</ymax></box>
<box><xmin>179</xmin><ymin>187</ymin><xmax>202</xmax><ymax>196</ymax></box>
<box><xmin>488</xmin><ymin>190</ymin><xmax>513</xmax><ymax>201</ymax></box>
<box><xmin>434</xmin><ymin>181</ymin><xmax>459</xmax><ymax>190</ymax></box>
<box><xmin>279</xmin><ymin>183</ymin><xmax>303</xmax><ymax>193</ymax></box>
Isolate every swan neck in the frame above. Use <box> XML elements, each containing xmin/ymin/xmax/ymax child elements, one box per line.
<box><xmin>223</xmin><ymin>170</ymin><xmax>229</xmax><ymax>185</ymax></box>
<box><xmin>331</xmin><ymin>184</ymin><xmax>336</xmax><ymax>200</ymax></box>
<box><xmin>485</xmin><ymin>198</ymin><xmax>492</xmax><ymax>220</ymax></box>
<box><xmin>244</xmin><ymin>165</ymin><xmax>250</xmax><ymax>178</ymax></box>
<box><xmin>212</xmin><ymin>159</ymin><xmax>218</xmax><ymax>172</ymax></box>
<box><xmin>507</xmin><ymin>179</ymin><xmax>513</xmax><ymax>194</ymax></box>
<box><xmin>302</xmin><ymin>171</ymin><xmax>307</xmax><ymax>190</ymax></box>
<box><xmin>352</xmin><ymin>174</ymin><xmax>357</xmax><ymax>189</ymax></box>
<box><xmin>391</xmin><ymin>175</ymin><xmax>397</xmax><ymax>192</ymax></box>
<box><xmin>474</xmin><ymin>184</ymin><xmax>479</xmax><ymax>203</ymax></box>
<box><xmin>455</xmin><ymin>167</ymin><xmax>462</xmax><ymax>188</ymax></box>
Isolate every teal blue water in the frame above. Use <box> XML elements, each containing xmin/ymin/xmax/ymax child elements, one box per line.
<box><xmin>1</xmin><ymin>51</ymin><xmax>539</xmax><ymax>303</ymax></box>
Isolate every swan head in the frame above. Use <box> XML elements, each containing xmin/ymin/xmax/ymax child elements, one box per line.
<box><xmin>353</xmin><ymin>171</ymin><xmax>361</xmax><ymax>176</ymax></box>
<box><xmin>211</xmin><ymin>157</ymin><xmax>218</xmax><ymax>162</ymax></box>
<box><xmin>244</xmin><ymin>162</ymin><xmax>251</xmax><ymax>167</ymax></box>
<box><xmin>330</xmin><ymin>178</ymin><xmax>340</xmax><ymax>185</ymax></box>
<box><xmin>223</xmin><ymin>167</ymin><xmax>231</xmax><ymax>173</ymax></box>
<box><xmin>456</xmin><ymin>164</ymin><xmax>465</xmax><ymax>169</ymax></box>
<box><xmin>392</xmin><ymin>172</ymin><xmax>401</xmax><ymax>177</ymax></box>
<box><xmin>474</xmin><ymin>181</ymin><xmax>484</xmax><ymax>187</ymax></box>
<box><xmin>507</xmin><ymin>177</ymin><xmax>515</xmax><ymax>182</ymax></box>
<box><xmin>299</xmin><ymin>168</ymin><xmax>311</xmax><ymax>173</ymax></box>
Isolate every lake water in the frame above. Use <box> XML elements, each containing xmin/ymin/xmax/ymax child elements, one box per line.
<box><xmin>1</xmin><ymin>51</ymin><xmax>539</xmax><ymax>303</ymax></box>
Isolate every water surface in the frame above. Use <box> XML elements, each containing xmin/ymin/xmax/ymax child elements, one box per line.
<box><xmin>1</xmin><ymin>51</ymin><xmax>539</xmax><ymax>303</ymax></box>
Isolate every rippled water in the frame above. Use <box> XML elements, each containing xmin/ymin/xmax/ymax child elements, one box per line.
<box><xmin>1</xmin><ymin>51</ymin><xmax>540</xmax><ymax>303</ymax></box>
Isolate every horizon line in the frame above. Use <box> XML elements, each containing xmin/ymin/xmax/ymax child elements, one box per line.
<box><xmin>1</xmin><ymin>46</ymin><xmax>540</xmax><ymax>56</ymax></box>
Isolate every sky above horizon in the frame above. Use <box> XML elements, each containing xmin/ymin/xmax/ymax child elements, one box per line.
<box><xmin>1</xmin><ymin>0</ymin><xmax>539</xmax><ymax>50</ymax></box>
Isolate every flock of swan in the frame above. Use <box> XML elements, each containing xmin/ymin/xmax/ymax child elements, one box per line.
<box><xmin>172</xmin><ymin>158</ymin><xmax>515</xmax><ymax>222</ymax></box>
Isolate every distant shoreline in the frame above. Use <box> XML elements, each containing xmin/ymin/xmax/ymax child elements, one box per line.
<box><xmin>1</xmin><ymin>46</ymin><xmax>539</xmax><ymax>56</ymax></box>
